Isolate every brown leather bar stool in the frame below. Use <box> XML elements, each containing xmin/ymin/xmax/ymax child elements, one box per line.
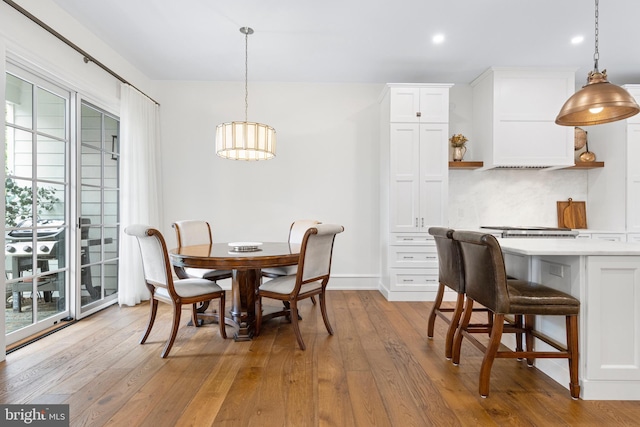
<box><xmin>451</xmin><ymin>230</ymin><xmax>580</xmax><ymax>399</ymax></box>
<box><xmin>427</xmin><ymin>227</ymin><xmax>492</xmax><ymax>360</ymax></box>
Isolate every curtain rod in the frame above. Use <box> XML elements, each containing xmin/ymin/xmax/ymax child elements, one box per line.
<box><xmin>3</xmin><ymin>0</ymin><xmax>160</xmax><ymax>106</ymax></box>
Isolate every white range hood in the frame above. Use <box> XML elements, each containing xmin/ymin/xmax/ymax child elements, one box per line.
<box><xmin>471</xmin><ymin>67</ymin><xmax>577</xmax><ymax>169</ymax></box>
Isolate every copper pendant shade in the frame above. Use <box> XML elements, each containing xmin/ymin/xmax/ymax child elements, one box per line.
<box><xmin>555</xmin><ymin>0</ymin><xmax>640</xmax><ymax>127</ymax></box>
<box><xmin>556</xmin><ymin>70</ymin><xmax>640</xmax><ymax>126</ymax></box>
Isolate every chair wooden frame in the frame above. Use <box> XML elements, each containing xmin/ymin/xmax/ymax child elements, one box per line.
<box><xmin>125</xmin><ymin>225</ymin><xmax>227</xmax><ymax>358</ymax></box>
<box><xmin>255</xmin><ymin>224</ymin><xmax>343</xmax><ymax>350</ymax></box>
<box><xmin>451</xmin><ymin>230</ymin><xmax>580</xmax><ymax>399</ymax></box>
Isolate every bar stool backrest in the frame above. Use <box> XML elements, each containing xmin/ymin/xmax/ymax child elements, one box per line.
<box><xmin>452</xmin><ymin>230</ymin><xmax>511</xmax><ymax>314</ymax></box>
<box><xmin>429</xmin><ymin>227</ymin><xmax>464</xmax><ymax>293</ymax></box>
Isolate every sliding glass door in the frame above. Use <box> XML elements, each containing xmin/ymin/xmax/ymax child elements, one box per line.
<box><xmin>4</xmin><ymin>67</ymin><xmax>70</xmax><ymax>341</ymax></box>
<box><xmin>78</xmin><ymin>102</ymin><xmax>119</xmax><ymax>314</ymax></box>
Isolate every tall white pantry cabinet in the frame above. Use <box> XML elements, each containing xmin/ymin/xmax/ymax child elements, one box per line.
<box><xmin>379</xmin><ymin>83</ymin><xmax>453</xmax><ymax>301</ymax></box>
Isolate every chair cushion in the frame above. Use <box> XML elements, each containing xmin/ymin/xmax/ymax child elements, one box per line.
<box><xmin>262</xmin><ymin>266</ymin><xmax>297</xmax><ymax>277</ymax></box>
<box><xmin>184</xmin><ymin>267</ymin><xmax>232</xmax><ymax>281</ymax></box>
<box><xmin>506</xmin><ymin>279</ymin><xmax>580</xmax><ymax>315</ymax></box>
<box><xmin>155</xmin><ymin>278</ymin><xmax>223</xmax><ymax>299</ymax></box>
<box><xmin>259</xmin><ymin>275</ymin><xmax>322</xmax><ymax>295</ymax></box>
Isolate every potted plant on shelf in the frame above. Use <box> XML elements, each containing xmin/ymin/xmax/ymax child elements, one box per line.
<box><xmin>450</xmin><ymin>134</ymin><xmax>468</xmax><ymax>162</ymax></box>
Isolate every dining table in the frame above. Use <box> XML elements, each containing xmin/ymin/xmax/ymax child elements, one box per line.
<box><xmin>169</xmin><ymin>242</ymin><xmax>300</xmax><ymax>341</ymax></box>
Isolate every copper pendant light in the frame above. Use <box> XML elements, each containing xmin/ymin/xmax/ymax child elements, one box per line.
<box><xmin>556</xmin><ymin>0</ymin><xmax>640</xmax><ymax>126</ymax></box>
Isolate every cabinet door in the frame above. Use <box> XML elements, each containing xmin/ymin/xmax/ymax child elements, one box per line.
<box><xmin>627</xmin><ymin>125</ymin><xmax>640</xmax><ymax>232</ymax></box>
<box><xmin>390</xmin><ymin>124</ymin><xmax>420</xmax><ymax>232</ymax></box>
<box><xmin>586</xmin><ymin>256</ymin><xmax>640</xmax><ymax>381</ymax></box>
<box><xmin>390</xmin><ymin>88</ymin><xmax>421</xmax><ymax>123</ymax></box>
<box><xmin>419</xmin><ymin>88</ymin><xmax>450</xmax><ymax>123</ymax></box>
<box><xmin>419</xmin><ymin>124</ymin><xmax>448</xmax><ymax>228</ymax></box>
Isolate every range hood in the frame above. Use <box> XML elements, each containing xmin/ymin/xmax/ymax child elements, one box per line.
<box><xmin>471</xmin><ymin>68</ymin><xmax>577</xmax><ymax>170</ymax></box>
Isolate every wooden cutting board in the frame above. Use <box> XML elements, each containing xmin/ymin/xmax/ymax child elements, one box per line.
<box><xmin>557</xmin><ymin>198</ymin><xmax>587</xmax><ymax>229</ymax></box>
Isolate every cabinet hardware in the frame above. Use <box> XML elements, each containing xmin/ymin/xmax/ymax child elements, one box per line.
<box><xmin>415</xmin><ymin>218</ymin><xmax>418</xmax><ymax>227</ymax></box>
<box><xmin>402</xmin><ymin>279</ymin><xmax>414</xmax><ymax>282</ymax></box>
<box><xmin>402</xmin><ymin>237</ymin><xmax>414</xmax><ymax>241</ymax></box>
<box><xmin>402</xmin><ymin>256</ymin><xmax>414</xmax><ymax>259</ymax></box>
<box><xmin>416</xmin><ymin>112</ymin><xmax>421</xmax><ymax>117</ymax></box>
<box><xmin>421</xmin><ymin>218</ymin><xmax>424</xmax><ymax>227</ymax></box>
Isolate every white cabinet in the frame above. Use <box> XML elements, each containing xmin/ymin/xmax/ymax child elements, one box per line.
<box><xmin>389</xmin><ymin>123</ymin><xmax>448</xmax><ymax>232</ymax></box>
<box><xmin>585</xmin><ymin>256</ymin><xmax>640</xmax><ymax>389</ymax></box>
<box><xmin>380</xmin><ymin>83</ymin><xmax>452</xmax><ymax>301</ymax></box>
<box><xmin>471</xmin><ymin>67</ymin><xmax>575</xmax><ymax>168</ymax></box>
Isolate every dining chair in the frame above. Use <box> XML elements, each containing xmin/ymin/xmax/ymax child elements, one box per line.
<box><xmin>262</xmin><ymin>219</ymin><xmax>321</xmax><ymax>305</ymax></box>
<box><xmin>255</xmin><ymin>224</ymin><xmax>344</xmax><ymax>350</ymax></box>
<box><xmin>172</xmin><ymin>220</ymin><xmax>233</xmax><ymax>283</ymax></box>
<box><xmin>125</xmin><ymin>224</ymin><xmax>227</xmax><ymax>358</ymax></box>
<box><xmin>451</xmin><ymin>230</ymin><xmax>580</xmax><ymax>398</ymax></box>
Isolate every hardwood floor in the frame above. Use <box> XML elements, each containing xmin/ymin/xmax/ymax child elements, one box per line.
<box><xmin>2</xmin><ymin>290</ymin><xmax>640</xmax><ymax>426</ymax></box>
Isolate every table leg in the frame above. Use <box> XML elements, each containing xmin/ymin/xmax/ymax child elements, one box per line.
<box><xmin>230</xmin><ymin>268</ymin><xmax>260</xmax><ymax>341</ymax></box>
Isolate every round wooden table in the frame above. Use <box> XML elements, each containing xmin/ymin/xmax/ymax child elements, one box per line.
<box><xmin>169</xmin><ymin>242</ymin><xmax>300</xmax><ymax>341</ymax></box>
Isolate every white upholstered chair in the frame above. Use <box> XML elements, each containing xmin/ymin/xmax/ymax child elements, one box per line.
<box><xmin>262</xmin><ymin>219</ymin><xmax>321</xmax><ymax>304</ymax></box>
<box><xmin>255</xmin><ymin>224</ymin><xmax>344</xmax><ymax>350</ymax></box>
<box><xmin>172</xmin><ymin>220</ymin><xmax>232</xmax><ymax>282</ymax></box>
<box><xmin>125</xmin><ymin>224</ymin><xmax>226</xmax><ymax>358</ymax></box>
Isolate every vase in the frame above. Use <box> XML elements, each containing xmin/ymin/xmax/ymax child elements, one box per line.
<box><xmin>452</xmin><ymin>146</ymin><xmax>467</xmax><ymax>162</ymax></box>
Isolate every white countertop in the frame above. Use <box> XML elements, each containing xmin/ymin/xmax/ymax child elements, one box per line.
<box><xmin>498</xmin><ymin>238</ymin><xmax>640</xmax><ymax>256</ymax></box>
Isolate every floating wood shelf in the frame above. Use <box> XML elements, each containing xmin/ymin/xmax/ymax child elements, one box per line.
<box><xmin>449</xmin><ymin>161</ymin><xmax>484</xmax><ymax>169</ymax></box>
<box><xmin>566</xmin><ymin>161</ymin><xmax>605</xmax><ymax>169</ymax></box>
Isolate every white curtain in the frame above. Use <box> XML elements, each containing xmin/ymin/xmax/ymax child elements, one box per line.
<box><xmin>118</xmin><ymin>84</ymin><xmax>163</xmax><ymax>306</ymax></box>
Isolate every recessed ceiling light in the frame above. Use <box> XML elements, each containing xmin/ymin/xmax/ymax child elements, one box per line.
<box><xmin>571</xmin><ymin>35</ymin><xmax>584</xmax><ymax>44</ymax></box>
<box><xmin>432</xmin><ymin>34</ymin><xmax>445</xmax><ymax>44</ymax></box>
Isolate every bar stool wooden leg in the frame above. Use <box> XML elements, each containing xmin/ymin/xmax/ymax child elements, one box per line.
<box><xmin>445</xmin><ymin>293</ymin><xmax>465</xmax><ymax>359</ymax></box>
<box><xmin>427</xmin><ymin>283</ymin><xmax>445</xmax><ymax>339</ymax></box>
<box><xmin>525</xmin><ymin>314</ymin><xmax>535</xmax><ymax>366</ymax></box>
<box><xmin>452</xmin><ymin>298</ymin><xmax>474</xmax><ymax>366</ymax></box>
<box><xmin>479</xmin><ymin>314</ymin><xmax>505</xmax><ymax>398</ymax></box>
<box><xmin>567</xmin><ymin>315</ymin><xmax>581</xmax><ymax>399</ymax></box>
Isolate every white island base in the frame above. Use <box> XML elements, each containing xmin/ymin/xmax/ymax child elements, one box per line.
<box><xmin>499</xmin><ymin>238</ymin><xmax>640</xmax><ymax>400</ymax></box>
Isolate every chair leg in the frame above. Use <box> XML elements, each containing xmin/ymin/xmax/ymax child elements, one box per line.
<box><xmin>319</xmin><ymin>292</ymin><xmax>334</xmax><ymax>336</ymax></box>
<box><xmin>140</xmin><ymin>298</ymin><xmax>158</xmax><ymax>344</ymax></box>
<box><xmin>479</xmin><ymin>314</ymin><xmax>505</xmax><ymax>398</ymax></box>
<box><xmin>514</xmin><ymin>314</ymin><xmax>523</xmax><ymax>354</ymax></box>
<box><xmin>290</xmin><ymin>301</ymin><xmax>306</xmax><ymax>350</ymax></box>
<box><xmin>452</xmin><ymin>298</ymin><xmax>475</xmax><ymax>365</ymax></box>
<box><xmin>254</xmin><ymin>294</ymin><xmax>263</xmax><ymax>337</ymax></box>
<box><xmin>218</xmin><ymin>293</ymin><xmax>227</xmax><ymax>339</ymax></box>
<box><xmin>525</xmin><ymin>315</ymin><xmax>535</xmax><ymax>366</ymax></box>
<box><xmin>311</xmin><ymin>296</ymin><xmax>317</xmax><ymax>305</ymax></box>
<box><xmin>427</xmin><ymin>283</ymin><xmax>445</xmax><ymax>339</ymax></box>
<box><xmin>567</xmin><ymin>315</ymin><xmax>580</xmax><ymax>399</ymax></box>
<box><xmin>192</xmin><ymin>303</ymin><xmax>201</xmax><ymax>327</ymax></box>
<box><xmin>445</xmin><ymin>292</ymin><xmax>465</xmax><ymax>360</ymax></box>
<box><xmin>161</xmin><ymin>303</ymin><xmax>182</xmax><ymax>358</ymax></box>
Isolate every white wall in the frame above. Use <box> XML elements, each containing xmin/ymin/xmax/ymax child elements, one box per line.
<box><xmin>156</xmin><ymin>81</ymin><xmax>383</xmax><ymax>288</ymax></box>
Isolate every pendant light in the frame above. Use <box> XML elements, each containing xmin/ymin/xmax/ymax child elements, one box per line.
<box><xmin>216</xmin><ymin>27</ymin><xmax>276</xmax><ymax>160</ymax></box>
<box><xmin>556</xmin><ymin>0</ymin><xmax>640</xmax><ymax>126</ymax></box>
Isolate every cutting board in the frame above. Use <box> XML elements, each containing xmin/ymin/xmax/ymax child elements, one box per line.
<box><xmin>557</xmin><ymin>198</ymin><xmax>587</xmax><ymax>229</ymax></box>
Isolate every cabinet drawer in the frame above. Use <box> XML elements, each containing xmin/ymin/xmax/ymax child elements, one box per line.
<box><xmin>390</xmin><ymin>268</ymin><xmax>439</xmax><ymax>291</ymax></box>
<box><xmin>389</xmin><ymin>246</ymin><xmax>438</xmax><ymax>268</ymax></box>
<box><xmin>390</xmin><ymin>233</ymin><xmax>434</xmax><ymax>246</ymax></box>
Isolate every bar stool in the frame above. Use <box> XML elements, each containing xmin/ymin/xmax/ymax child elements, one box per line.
<box><xmin>427</xmin><ymin>227</ymin><xmax>492</xmax><ymax>360</ymax></box>
<box><xmin>451</xmin><ymin>230</ymin><xmax>580</xmax><ymax>399</ymax></box>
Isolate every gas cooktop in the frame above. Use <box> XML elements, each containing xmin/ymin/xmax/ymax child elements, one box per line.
<box><xmin>480</xmin><ymin>226</ymin><xmax>579</xmax><ymax>238</ymax></box>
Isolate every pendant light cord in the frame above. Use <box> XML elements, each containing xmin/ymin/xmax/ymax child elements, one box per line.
<box><xmin>593</xmin><ymin>0</ymin><xmax>600</xmax><ymax>72</ymax></box>
<box><xmin>244</xmin><ymin>28</ymin><xmax>249</xmax><ymax>122</ymax></box>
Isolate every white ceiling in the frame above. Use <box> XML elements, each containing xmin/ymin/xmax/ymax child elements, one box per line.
<box><xmin>50</xmin><ymin>0</ymin><xmax>640</xmax><ymax>85</ymax></box>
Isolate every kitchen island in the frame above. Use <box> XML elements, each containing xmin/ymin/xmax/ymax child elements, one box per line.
<box><xmin>498</xmin><ymin>238</ymin><xmax>640</xmax><ymax>400</ymax></box>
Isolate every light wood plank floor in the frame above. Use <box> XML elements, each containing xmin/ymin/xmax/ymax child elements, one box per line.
<box><xmin>2</xmin><ymin>290</ymin><xmax>640</xmax><ymax>426</ymax></box>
